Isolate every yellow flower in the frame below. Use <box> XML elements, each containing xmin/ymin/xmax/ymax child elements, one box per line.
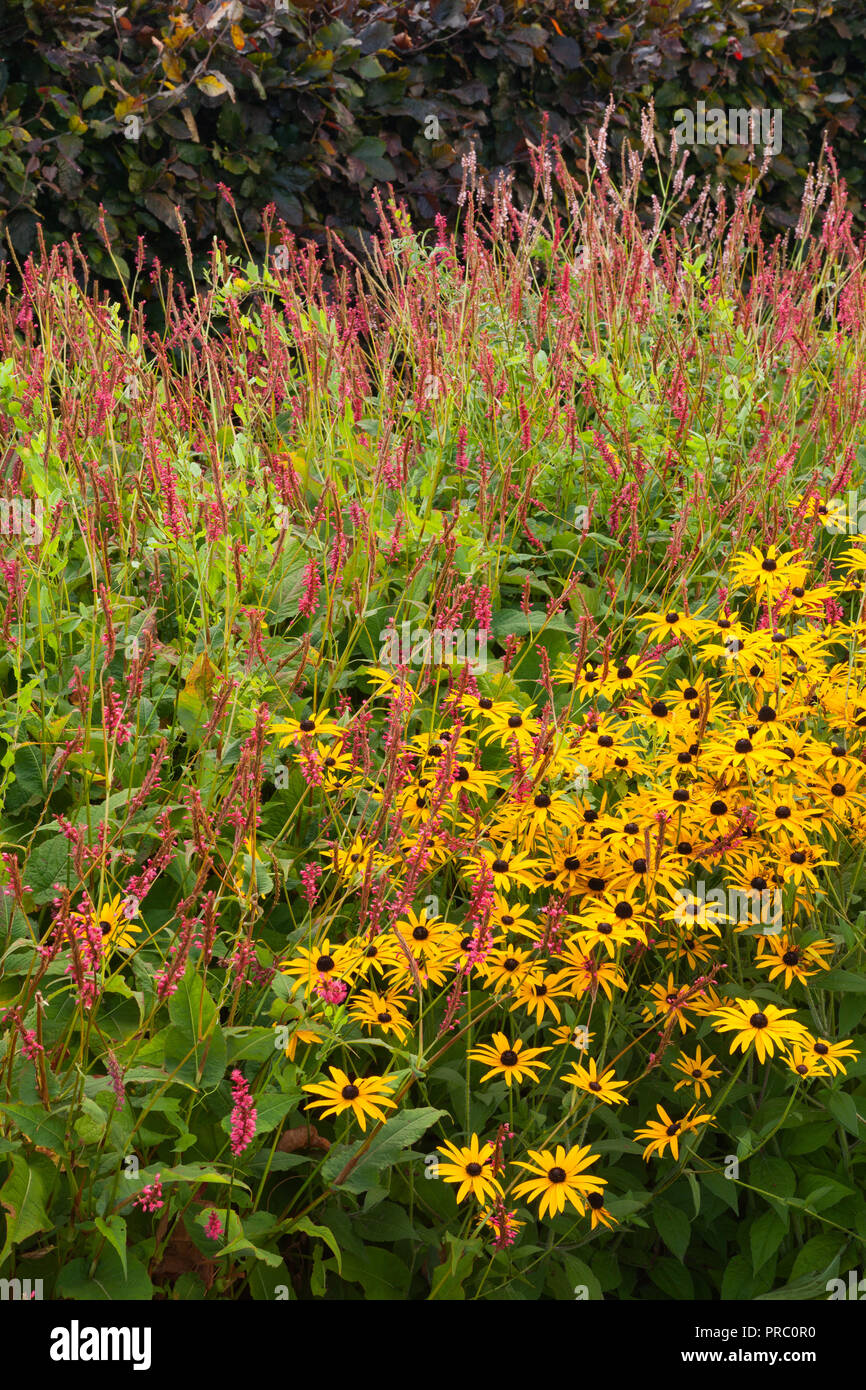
<box><xmin>513</xmin><ymin>1144</ymin><xmax>605</xmax><ymax>1219</ymax></box>
<box><xmin>635</xmin><ymin>1104</ymin><xmax>714</xmax><ymax>1160</ymax></box>
<box><xmin>436</xmin><ymin>1134</ymin><xmax>503</xmax><ymax>1204</ymax></box>
<box><xmin>468</xmin><ymin>1033</ymin><xmax>552</xmax><ymax>1086</ymax></box>
<box><xmin>561</xmin><ymin>1056</ymin><xmax>629</xmax><ymax>1105</ymax></box>
<box><xmin>302</xmin><ymin>1067</ymin><xmax>397</xmax><ymax>1131</ymax></box>
<box><xmin>710</xmin><ymin>1000</ymin><xmax>808</xmax><ymax>1063</ymax></box>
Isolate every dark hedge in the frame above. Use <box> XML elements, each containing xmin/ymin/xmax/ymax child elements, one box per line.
<box><xmin>1</xmin><ymin>0</ymin><xmax>865</xmax><ymax>280</ymax></box>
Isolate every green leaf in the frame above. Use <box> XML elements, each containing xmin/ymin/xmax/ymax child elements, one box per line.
<box><xmin>291</xmin><ymin>1215</ymin><xmax>342</xmax><ymax>1273</ymax></box>
<box><xmin>814</xmin><ymin>970</ymin><xmax>866</xmax><ymax>993</ymax></box>
<box><xmin>0</xmin><ymin>1154</ymin><xmax>53</xmax><ymax>1264</ymax></box>
<box><xmin>94</xmin><ymin>1215</ymin><xmax>127</xmax><ymax>1278</ymax></box>
<box><xmin>321</xmin><ymin>1106</ymin><xmax>445</xmax><ymax>1194</ymax></box>
<box><xmin>338</xmin><ymin>1246</ymin><xmax>410</xmax><ymax>1298</ymax></box>
<box><xmin>824</xmin><ymin>1090</ymin><xmax>861</xmax><ymax>1138</ymax></box>
<box><xmin>654</xmin><ymin>1199</ymin><xmax>691</xmax><ymax>1262</ymax></box>
<box><xmin>25</xmin><ymin>834</ymin><xmax>71</xmax><ymax>904</ymax></box>
<box><xmin>783</xmin><ymin>1120</ymin><xmax>836</xmax><ymax>1156</ymax></box>
<box><xmin>55</xmin><ymin>1249</ymin><xmax>153</xmax><ymax>1300</ymax></box>
<box><xmin>650</xmin><ymin>1257</ymin><xmax>694</xmax><ymax>1299</ymax></box>
<box><xmin>750</xmin><ymin>1209</ymin><xmax>787</xmax><ymax>1273</ymax></box>
<box><xmin>790</xmin><ymin>1232</ymin><xmax>846</xmax><ymax>1283</ymax></box>
<box><xmin>164</xmin><ymin>973</ymin><xmax>226</xmax><ymax>1088</ymax></box>
<box><xmin>0</xmin><ymin>1102</ymin><xmax>68</xmax><ymax>1154</ymax></box>
<box><xmin>721</xmin><ymin>1254</ymin><xmax>756</xmax><ymax>1300</ymax></box>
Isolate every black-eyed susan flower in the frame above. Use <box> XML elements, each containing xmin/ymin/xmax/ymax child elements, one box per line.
<box><xmin>635</xmin><ymin>1103</ymin><xmax>714</xmax><ymax>1160</ymax></box>
<box><xmin>349</xmin><ymin>989</ymin><xmax>412</xmax><ymax>1041</ymax></box>
<box><xmin>754</xmin><ymin>933</ymin><xmax>834</xmax><ymax>988</ymax></box>
<box><xmin>512</xmin><ymin>1143</ymin><xmax>605</xmax><ymax>1219</ymax></box>
<box><xmin>273</xmin><ymin>708</ymin><xmax>342</xmax><ymax>746</ymax></box>
<box><xmin>436</xmin><ymin>1134</ymin><xmax>503</xmax><ymax>1204</ymax></box>
<box><xmin>508</xmin><ymin>970</ymin><xmax>572</xmax><ymax>1024</ymax></box>
<box><xmin>781</xmin><ymin>1044</ymin><xmax>829</xmax><ymax>1079</ymax></box>
<box><xmin>710</xmin><ymin>999</ymin><xmax>808</xmax><ymax>1063</ymax></box>
<box><xmin>468</xmin><ymin>1033</ymin><xmax>552</xmax><ymax>1086</ymax></box>
<box><xmin>561</xmin><ymin>1055</ymin><xmax>629</xmax><ymax>1105</ymax></box>
<box><xmin>302</xmin><ymin>1067</ymin><xmax>397</xmax><ymax>1130</ymax></box>
<box><xmin>730</xmin><ymin>543</ymin><xmax>808</xmax><ymax>598</ymax></box>
<box><xmin>799</xmin><ymin>1034</ymin><xmax>860</xmax><ymax>1076</ymax></box>
<box><xmin>79</xmin><ymin>894</ymin><xmax>142</xmax><ymax>953</ymax></box>
<box><xmin>671</xmin><ymin>1045</ymin><xmax>721</xmax><ymax>1098</ymax></box>
<box><xmin>636</xmin><ymin>607</ymin><xmax>706</xmax><ymax>645</ymax></box>
<box><xmin>586</xmin><ymin>1189</ymin><xmax>618</xmax><ymax>1230</ymax></box>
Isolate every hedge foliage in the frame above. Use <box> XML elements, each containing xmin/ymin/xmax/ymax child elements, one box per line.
<box><xmin>0</xmin><ymin>0</ymin><xmax>864</xmax><ymax>280</ymax></box>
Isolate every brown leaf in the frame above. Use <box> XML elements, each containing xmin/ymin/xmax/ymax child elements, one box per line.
<box><xmin>151</xmin><ymin>1218</ymin><xmax>218</xmax><ymax>1292</ymax></box>
<box><xmin>277</xmin><ymin>1124</ymin><xmax>330</xmax><ymax>1154</ymax></box>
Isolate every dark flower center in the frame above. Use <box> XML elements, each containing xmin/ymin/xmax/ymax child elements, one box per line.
<box><xmin>735</xmin><ymin>738</ymin><xmax>752</xmax><ymax>753</ymax></box>
<box><xmin>782</xmin><ymin>950</ymin><xmax>800</xmax><ymax>966</ymax></box>
<box><xmin>534</xmin><ymin>793</ymin><xmax>551</xmax><ymax>807</ymax></box>
<box><xmin>749</xmin><ymin>1012</ymin><xmax>769</xmax><ymax>1029</ymax></box>
<box><xmin>316</xmin><ymin>955</ymin><xmax>334</xmax><ymax>972</ymax></box>
<box><xmin>761</xmin><ymin>558</ymin><xmax>777</xmax><ymax>572</ymax></box>
<box><xmin>299</xmin><ymin>718</ymin><xmax>316</xmax><ymax>732</ymax></box>
<box><xmin>548</xmin><ymin>1166</ymin><xmax>567</xmax><ymax>1183</ymax></box>
<box><xmin>814</xmin><ymin>1042</ymin><xmax>829</xmax><ymax>1055</ymax></box>
<box><xmin>684</xmin><ymin>686</ymin><xmax>698</xmax><ymax>700</ymax></box>
<box><xmin>588</xmin><ymin>1191</ymin><xmax>604</xmax><ymax>1210</ymax></box>
<box><xmin>710</xmin><ymin>799</ymin><xmax>728</xmax><ymax>815</ymax></box>
<box><xmin>341</xmin><ymin>1084</ymin><xmax>360</xmax><ymax>1100</ymax></box>
<box><xmin>413</xmin><ymin>925</ymin><xmax>429</xmax><ymax>941</ymax></box>
<box><xmin>507</xmin><ymin>714</ymin><xmax>523</xmax><ymax>728</ymax></box>
<box><xmin>831</xmin><ymin>782</ymin><xmax>846</xmax><ymax>797</ymax></box>
<box><xmin>492</xmin><ymin>859</ymin><xmax>510</xmax><ymax>873</ymax></box>
<box><xmin>665</xmin><ymin>611</ymin><xmax>680</xmax><ymax>624</ymax></box>
<box><xmin>632</xmin><ymin>858</ymin><xmax>648</xmax><ymax>873</ymax></box>
<box><xmin>466</xmin><ymin>1162</ymin><xmax>483</xmax><ymax>1177</ymax></box>
<box><xmin>500</xmin><ymin>1049</ymin><xmax>519</xmax><ymax>1066</ymax></box>
<box><xmin>377</xmin><ymin>1011</ymin><xmax>392</xmax><ymax>1023</ymax></box>
<box><xmin>651</xmin><ymin>701</ymin><xmax>668</xmax><ymax>717</ymax></box>
<box><xmin>598</xmin><ymin>735</ymin><xmax>613</xmax><ymax>748</ymax></box>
